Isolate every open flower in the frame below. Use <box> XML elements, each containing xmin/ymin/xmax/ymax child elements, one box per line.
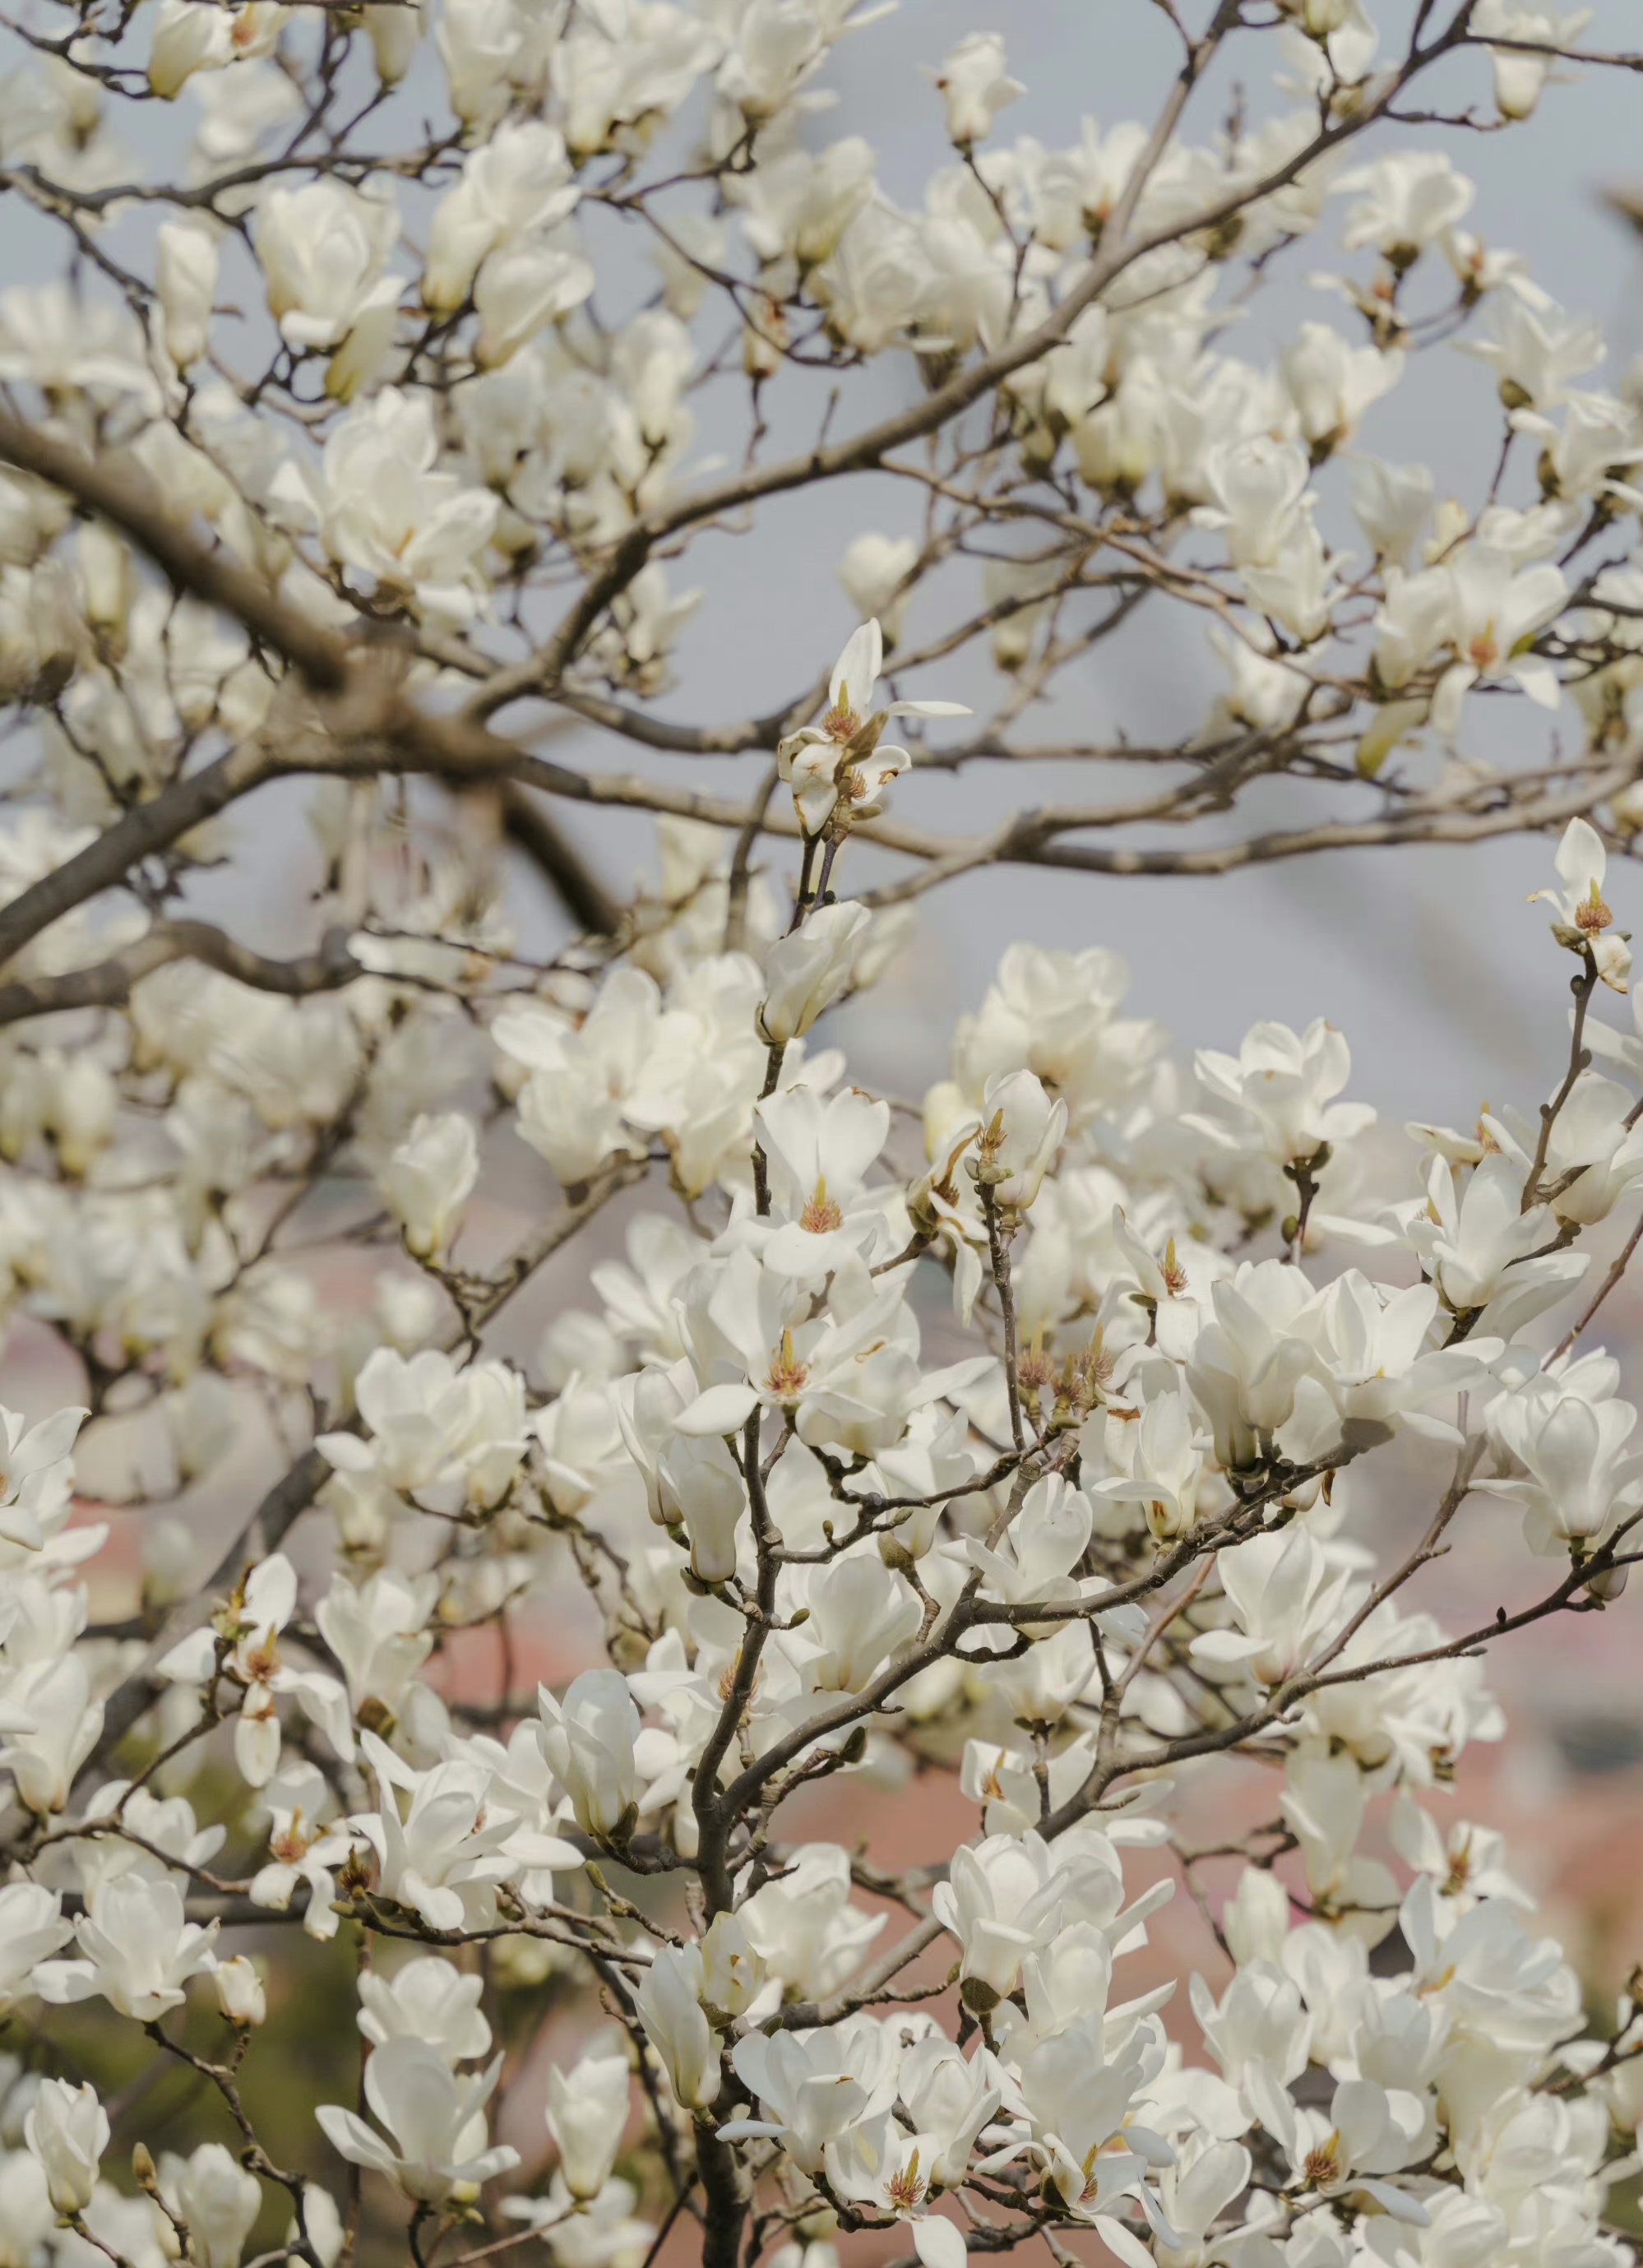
<box><xmin>157</xmin><ymin>1552</ymin><xmax>353</xmax><ymax>1789</ymax></box>
<box><xmin>1429</xmin><ymin>545</ymin><xmax>1567</xmax><ymax>738</ymax></box>
<box><xmin>318</xmin><ymin>2037</ymin><xmax>519</xmax><ymax>2205</ymax></box>
<box><xmin>1529</xmin><ymin>816</ymin><xmax>1631</xmax><ymax>992</ymax></box>
<box><xmin>776</xmin><ymin>620</ymin><xmax>967</xmax><ymax>837</ymax></box>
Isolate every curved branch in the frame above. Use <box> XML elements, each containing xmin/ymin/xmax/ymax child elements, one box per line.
<box><xmin>0</xmin><ymin>919</ymin><xmax>362</xmax><ymax>1030</ymax></box>
<box><xmin>0</xmin><ymin>410</ymin><xmax>349</xmax><ymax>692</ymax></box>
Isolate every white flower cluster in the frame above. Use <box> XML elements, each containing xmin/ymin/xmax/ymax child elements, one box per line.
<box><xmin>0</xmin><ymin>758</ymin><xmax>1638</xmax><ymax>2267</ymax></box>
<box><xmin>1</xmin><ymin>0</ymin><xmax>1643</xmax><ymax>2260</ymax></box>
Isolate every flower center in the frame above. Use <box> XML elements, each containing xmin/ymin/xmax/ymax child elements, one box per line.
<box><xmin>1303</xmin><ymin>2136</ymin><xmax>1342</xmax><ymax>2187</ymax></box>
<box><xmin>800</xmin><ymin>1178</ymin><xmax>845</xmax><ymax>1234</ymax></box>
<box><xmin>886</xmin><ymin>2153</ymin><xmax>925</xmax><ymax>2212</ymax></box>
<box><xmin>1442</xmin><ymin>1835</ymin><xmax>1473</xmax><ymax>1896</ymax></box>
<box><xmin>823</xmin><ymin>701</ymin><xmax>863</xmax><ymax>743</ymax></box>
<box><xmin>1467</xmin><ymin>632</ymin><xmax>1499</xmax><ymax>671</ymax></box>
<box><xmin>1576</xmin><ymin>883</ymin><xmax>1613</xmax><ymax>933</ymax></box>
<box><xmin>765</xmin><ymin>1328</ymin><xmax>809</xmax><ymax>1400</ymax></box>
<box><xmin>243</xmin><ymin>1635</ymin><xmax>281</xmax><ymax>1684</ymax></box>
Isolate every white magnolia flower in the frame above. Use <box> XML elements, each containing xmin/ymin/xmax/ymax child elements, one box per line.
<box><xmin>0</xmin><ymin>1879</ymin><xmax>73</xmax><ymax>2010</ymax></box>
<box><xmin>423</xmin><ymin>120</ymin><xmax>580</xmax><ymax>310</ymax></box>
<box><xmin>1464</xmin><ymin>287</ymin><xmax>1604</xmax><ymax>411</ymax></box>
<box><xmin>839</xmin><ymin>534</ymin><xmax>919</xmax><ymax>642</ymax></box>
<box><xmin>34</xmin><ymin>1874</ymin><xmax>220</xmax><ymax>2020</ymax></box>
<box><xmin>1429</xmin><ymin>545</ymin><xmax>1567</xmax><ymax>738</ymax></box>
<box><xmin>0</xmin><ymin>1402</ymin><xmax>86</xmax><ymax>1553</ymax></box>
<box><xmin>214</xmin><ymin>1956</ymin><xmax>268</xmax><ymax>2028</ymax></box>
<box><xmin>931</xmin><ymin>31</ymin><xmax>1025</xmax><ymax>146</ymax></box>
<box><xmin>285</xmin><ymin>386</ymin><xmax>500</xmax><ymax>623</ymax></box>
<box><xmin>314</xmin><ymin>1566</ymin><xmax>438</xmax><ymax>1716</ymax></box>
<box><xmin>155</xmin><ymin>2144</ymin><xmax>262</xmax><ymax>2268</ymax></box>
<box><xmin>760</xmin><ymin>904</ymin><xmax>872</xmax><ymax>1043</ymax></box>
<box><xmin>1192</xmin><ymin>1019</ymin><xmax>1373</xmax><ymax>1167</ymax></box>
<box><xmin>755</xmin><ymin>1083</ymin><xmax>891</xmax><ymax>1275</ymax></box>
<box><xmin>775</xmin><ymin>620</ymin><xmax>967</xmax><ymax>838</ymax></box>
<box><xmin>720</xmin><ymin>2018</ymin><xmax>902</xmax><ymax>2175</ymax></box>
<box><xmin>1487</xmin><ymin>1362</ymin><xmax>1643</xmax><ymax>1557</ymax></box>
<box><xmin>157</xmin><ymin>1552</ymin><xmax>352</xmax><ymax>1789</ymax></box>
<box><xmin>377</xmin><ymin>1111</ymin><xmax>479</xmax><ymax>1257</ymax></box>
<box><xmin>318</xmin><ymin>2038</ymin><xmax>520</xmax><ymax>2205</ymax></box>
<box><xmin>25</xmin><ymin>2079</ymin><xmax>107</xmax><ymax>2215</ymax></box>
<box><xmin>547</xmin><ymin>2050</ymin><xmax>631</xmax><ymax>2200</ymax></box>
<box><xmin>966</xmin><ymin>1067</ymin><xmax>1067</xmax><ymax>1212</ymax></box>
<box><xmin>1528</xmin><ymin>816</ymin><xmax>1631</xmax><ymax>992</ymax></box>
<box><xmin>538</xmin><ymin>1668</ymin><xmax>641</xmax><ymax>1839</ymax></box>
<box><xmin>359</xmin><ymin>1956</ymin><xmax>492</xmax><ymax>2064</ymax></box>
<box><xmin>155</xmin><ymin>216</ymin><xmax>220</xmax><ymax>368</ymax></box>
<box><xmin>257</xmin><ymin>178</ymin><xmax>402</xmax><ymax>367</ymax></box>
<box><xmin>1337</xmin><ymin>150</ymin><xmax>1475</xmax><ymax>262</ymax></box>
<box><xmin>632</xmin><ymin>1942</ymin><xmax>723</xmax><ymax>2109</ymax></box>
<box><xmin>1190</xmin><ymin>1523</ymin><xmax>1359</xmax><ymax>1687</ymax></box>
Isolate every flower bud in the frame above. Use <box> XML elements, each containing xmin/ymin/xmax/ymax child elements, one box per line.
<box><xmin>538</xmin><ymin>1669</ymin><xmax>641</xmax><ymax>1840</ymax></box>
<box><xmin>699</xmin><ymin>1911</ymin><xmax>766</xmax><ymax>2022</ymax></box>
<box><xmin>155</xmin><ymin>216</ymin><xmax>221</xmax><ymax>369</ymax></box>
<box><xmin>25</xmin><ymin>2077</ymin><xmax>108</xmax><ymax>2215</ymax></box>
<box><xmin>546</xmin><ymin>2049</ymin><xmax>630</xmax><ymax>2200</ymax></box>
<box><xmin>215</xmin><ymin>1956</ymin><xmax>267</xmax><ymax>2028</ymax></box>
<box><xmin>759</xmin><ymin>903</ymin><xmax>871</xmax><ymax>1044</ymax></box>
<box><xmin>632</xmin><ymin>1942</ymin><xmax>722</xmax><ymax>2110</ymax></box>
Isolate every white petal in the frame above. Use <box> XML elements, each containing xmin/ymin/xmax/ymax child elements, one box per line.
<box><xmin>673</xmin><ymin>1382</ymin><xmax>761</xmax><ymax>1437</ymax></box>
<box><xmin>912</xmin><ymin>2217</ymin><xmax>968</xmax><ymax>2268</ymax></box>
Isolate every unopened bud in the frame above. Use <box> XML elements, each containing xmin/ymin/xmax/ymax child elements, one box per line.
<box><xmin>215</xmin><ymin>1956</ymin><xmax>267</xmax><ymax>2027</ymax></box>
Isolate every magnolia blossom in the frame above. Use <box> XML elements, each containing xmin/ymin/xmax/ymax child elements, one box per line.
<box><xmin>157</xmin><ymin>1551</ymin><xmax>351</xmax><ymax>1789</ymax></box>
<box><xmin>932</xmin><ymin>32</ymin><xmax>1024</xmax><ymax>146</ymax></box>
<box><xmin>359</xmin><ymin>1956</ymin><xmax>492</xmax><ymax>2062</ymax></box>
<box><xmin>35</xmin><ymin>1875</ymin><xmax>220</xmax><ymax>2021</ymax></box>
<box><xmin>776</xmin><ymin>620</ymin><xmax>967</xmax><ymax>838</ymax></box>
<box><xmin>2</xmin><ymin>10</ymin><xmax>1643</xmax><ymax>2266</ymax></box>
<box><xmin>1529</xmin><ymin>816</ymin><xmax>1632</xmax><ymax>992</ymax></box>
<box><xmin>290</xmin><ymin>386</ymin><xmax>500</xmax><ymax>623</ymax></box>
<box><xmin>423</xmin><ymin>120</ymin><xmax>580</xmax><ymax>310</ymax></box>
<box><xmin>155</xmin><ymin>217</ymin><xmax>220</xmax><ymax>368</ymax></box>
<box><xmin>1192</xmin><ymin>1020</ymin><xmax>1372</xmax><ymax>1167</ymax></box>
<box><xmin>538</xmin><ymin>1668</ymin><xmax>641</xmax><ymax>1839</ymax></box>
<box><xmin>257</xmin><ymin>180</ymin><xmax>403</xmax><ymax>391</ymax></box>
<box><xmin>1191</xmin><ymin>1523</ymin><xmax>1358</xmax><ymax>1687</ymax></box>
<box><xmin>378</xmin><ymin>1110</ymin><xmax>479</xmax><ymax>1256</ymax></box>
<box><xmin>760</xmin><ymin>903</ymin><xmax>872</xmax><ymax>1042</ymax></box>
<box><xmin>1429</xmin><ymin>545</ymin><xmax>1567</xmax><ymax>738</ymax></box>
<box><xmin>633</xmin><ymin>1942</ymin><xmax>722</xmax><ymax>2108</ymax></box>
<box><xmin>547</xmin><ymin>2051</ymin><xmax>631</xmax><ymax>2200</ymax></box>
<box><xmin>25</xmin><ymin>2079</ymin><xmax>107</xmax><ymax>2215</ymax></box>
<box><xmin>318</xmin><ymin>2039</ymin><xmax>519</xmax><ymax>2205</ymax></box>
<box><xmin>1474</xmin><ymin>0</ymin><xmax>1591</xmax><ymax>118</ymax></box>
<box><xmin>1488</xmin><ymin>1359</ymin><xmax>1643</xmax><ymax>1557</ymax></box>
<box><xmin>156</xmin><ymin>2145</ymin><xmax>262</xmax><ymax>2268</ymax></box>
<box><xmin>968</xmin><ymin>1068</ymin><xmax>1067</xmax><ymax>1211</ymax></box>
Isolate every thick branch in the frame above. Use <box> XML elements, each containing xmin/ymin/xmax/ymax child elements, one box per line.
<box><xmin>0</xmin><ymin>919</ymin><xmax>361</xmax><ymax>1029</ymax></box>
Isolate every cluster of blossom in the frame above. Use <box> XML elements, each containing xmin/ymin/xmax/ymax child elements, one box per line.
<box><xmin>0</xmin><ymin>0</ymin><xmax>1638</xmax><ymax>804</ymax></box>
<box><xmin>1</xmin><ymin>646</ymin><xmax>1642</xmax><ymax>2267</ymax></box>
<box><xmin>2</xmin><ymin>0</ymin><xmax>1643</xmax><ymax>2260</ymax></box>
